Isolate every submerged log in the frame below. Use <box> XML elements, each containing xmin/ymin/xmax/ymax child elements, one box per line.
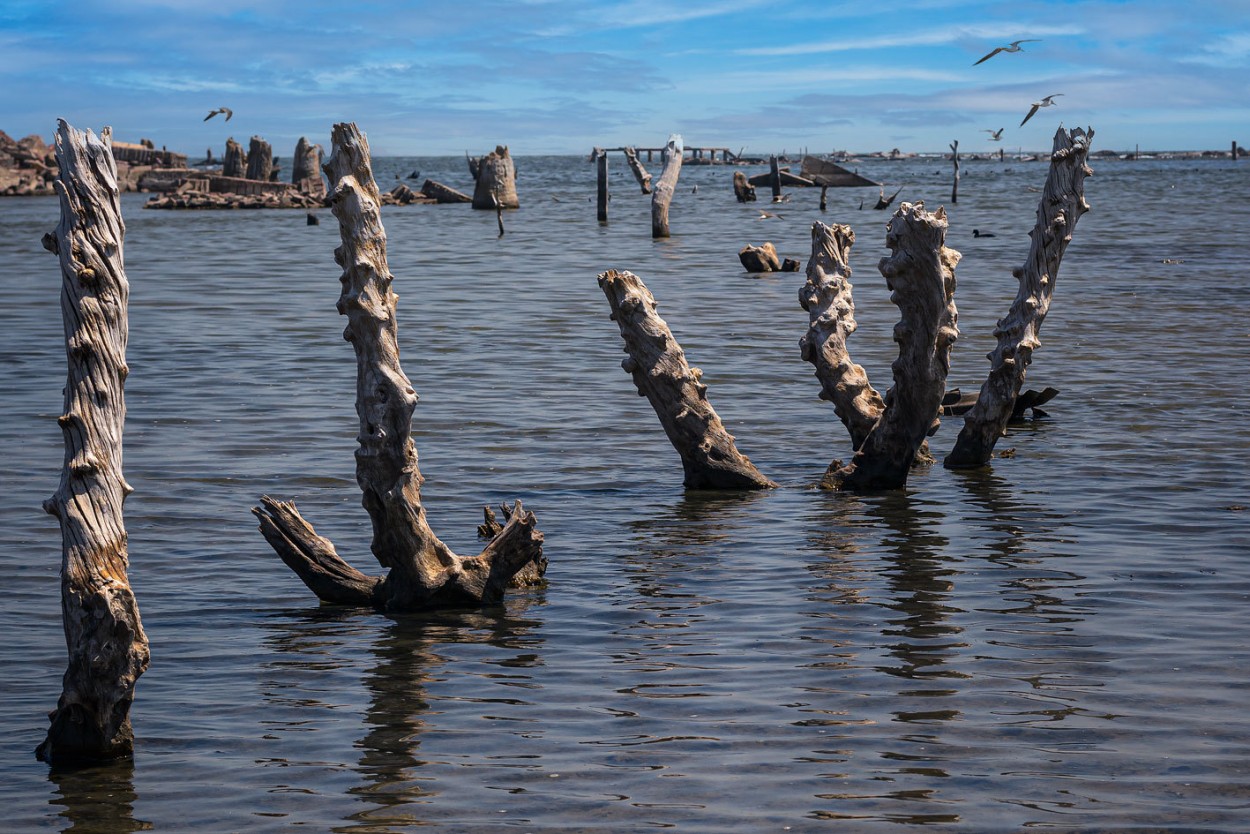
<box><xmin>222</xmin><ymin>137</ymin><xmax>245</xmax><ymax>178</ymax></box>
<box><xmin>733</xmin><ymin>170</ymin><xmax>757</xmax><ymax>202</ymax></box>
<box><xmin>623</xmin><ymin>146</ymin><xmax>652</xmax><ymax>194</ymax></box>
<box><xmin>420</xmin><ymin>179</ymin><xmax>472</xmax><ymax>203</ymax></box>
<box><xmin>651</xmin><ymin>134</ymin><xmax>683</xmax><ymax>238</ymax></box>
<box><xmin>36</xmin><ymin>121</ymin><xmax>149</xmax><ymax>764</ymax></box>
<box><xmin>471</xmin><ymin>145</ymin><xmax>518</xmax><ymax>210</ymax></box>
<box><xmin>598</xmin><ymin>269</ymin><xmax>775</xmax><ymax>489</ymax></box>
<box><xmin>824</xmin><ymin>202</ymin><xmax>960</xmax><ymax>490</ymax></box>
<box><xmin>738</xmin><ymin>241</ymin><xmax>782</xmax><ymax>272</ymax></box>
<box><xmin>253</xmin><ymin>123</ymin><xmax>545</xmax><ymax>611</ymax></box>
<box><xmin>245</xmin><ymin>136</ymin><xmax>273</xmax><ymax>182</ymax></box>
<box><xmin>292</xmin><ymin>137</ymin><xmax>326</xmax><ymax>200</ymax></box>
<box><xmin>946</xmin><ymin>127</ymin><xmax>1093</xmax><ymax>468</ymax></box>
<box><xmin>798</xmin><ymin>221</ymin><xmax>886</xmax><ymax>451</ymax></box>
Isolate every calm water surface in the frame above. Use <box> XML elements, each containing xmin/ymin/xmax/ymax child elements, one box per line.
<box><xmin>1</xmin><ymin>150</ymin><xmax>1248</xmax><ymax>832</ymax></box>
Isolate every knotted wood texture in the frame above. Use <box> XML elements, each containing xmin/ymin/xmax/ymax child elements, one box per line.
<box><xmin>37</xmin><ymin>121</ymin><xmax>149</xmax><ymax>764</ymax></box>
<box><xmin>798</xmin><ymin>221</ymin><xmax>886</xmax><ymax>452</ymax></box>
<box><xmin>254</xmin><ymin>123</ymin><xmax>544</xmax><ymax>611</ymax></box>
<box><xmin>945</xmin><ymin>126</ymin><xmax>1093</xmax><ymax>468</ymax></box>
<box><xmin>598</xmin><ymin>269</ymin><xmax>775</xmax><ymax>489</ymax></box>
<box><xmin>824</xmin><ymin>202</ymin><xmax>960</xmax><ymax>490</ymax></box>
<box><xmin>650</xmin><ymin>134</ymin><xmax>683</xmax><ymax>238</ymax></box>
<box><xmin>471</xmin><ymin>145</ymin><xmax>519</xmax><ymax>210</ymax></box>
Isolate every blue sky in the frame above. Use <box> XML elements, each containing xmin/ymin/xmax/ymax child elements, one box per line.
<box><xmin>1</xmin><ymin>0</ymin><xmax>1246</xmax><ymax>157</ymax></box>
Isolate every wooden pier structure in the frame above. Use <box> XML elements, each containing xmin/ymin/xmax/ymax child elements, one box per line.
<box><xmin>595</xmin><ymin>145</ymin><xmax>741</xmax><ymax>164</ymax></box>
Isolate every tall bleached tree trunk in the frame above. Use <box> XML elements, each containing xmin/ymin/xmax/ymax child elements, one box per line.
<box><xmin>253</xmin><ymin>123</ymin><xmax>545</xmax><ymax>611</ymax></box>
<box><xmin>650</xmin><ymin>134</ymin><xmax>683</xmax><ymax>238</ymax></box>
<box><xmin>222</xmin><ymin>137</ymin><xmax>245</xmax><ymax>178</ymax></box>
<box><xmin>824</xmin><ymin>203</ymin><xmax>960</xmax><ymax>491</ymax></box>
<box><xmin>36</xmin><ymin>121</ymin><xmax>148</xmax><ymax>764</ymax></box>
<box><xmin>598</xmin><ymin>269</ymin><xmax>775</xmax><ymax>489</ymax></box>
<box><xmin>246</xmin><ymin>136</ymin><xmax>274</xmax><ymax>182</ymax></box>
<box><xmin>945</xmin><ymin>127</ymin><xmax>1093</xmax><ymax>468</ymax></box>
<box><xmin>623</xmin><ymin>146</ymin><xmax>652</xmax><ymax>194</ymax></box>
<box><xmin>471</xmin><ymin>145</ymin><xmax>519</xmax><ymax>210</ymax></box>
<box><xmin>292</xmin><ymin>136</ymin><xmax>326</xmax><ymax>200</ymax></box>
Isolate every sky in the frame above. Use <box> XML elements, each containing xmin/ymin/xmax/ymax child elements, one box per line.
<box><xmin>1</xmin><ymin>0</ymin><xmax>1246</xmax><ymax>158</ymax></box>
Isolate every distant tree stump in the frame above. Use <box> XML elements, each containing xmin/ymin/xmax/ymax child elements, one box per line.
<box><xmin>651</xmin><ymin>134</ymin><xmax>683</xmax><ymax>238</ymax></box>
<box><xmin>36</xmin><ymin>121</ymin><xmax>149</xmax><ymax>764</ymax></box>
<box><xmin>291</xmin><ymin>136</ymin><xmax>326</xmax><ymax>200</ymax></box>
<box><xmin>945</xmin><ymin>127</ymin><xmax>1093</xmax><ymax>468</ymax></box>
<box><xmin>246</xmin><ymin>136</ymin><xmax>273</xmax><ymax>181</ymax></box>
<box><xmin>471</xmin><ymin>145</ymin><xmax>518</xmax><ymax>210</ymax></box>
<box><xmin>222</xmin><ymin>137</ymin><xmax>246</xmax><ymax>178</ymax></box>
<box><xmin>733</xmin><ymin>171</ymin><xmax>757</xmax><ymax>203</ymax></box>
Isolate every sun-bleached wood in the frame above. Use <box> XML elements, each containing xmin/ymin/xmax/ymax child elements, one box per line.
<box><xmin>824</xmin><ymin>202</ymin><xmax>960</xmax><ymax>490</ymax></box>
<box><xmin>253</xmin><ymin>123</ymin><xmax>544</xmax><ymax>611</ymax></box>
<box><xmin>623</xmin><ymin>146</ymin><xmax>652</xmax><ymax>194</ymax></box>
<box><xmin>798</xmin><ymin>221</ymin><xmax>886</xmax><ymax>452</ymax></box>
<box><xmin>598</xmin><ymin>268</ymin><xmax>775</xmax><ymax>489</ymax></box>
<box><xmin>471</xmin><ymin>145</ymin><xmax>519</xmax><ymax>210</ymax></box>
<box><xmin>651</xmin><ymin>134</ymin><xmax>683</xmax><ymax>238</ymax></box>
<box><xmin>738</xmin><ymin>241</ymin><xmax>782</xmax><ymax>272</ymax></box>
<box><xmin>36</xmin><ymin>120</ymin><xmax>149</xmax><ymax>764</ymax></box>
<box><xmin>945</xmin><ymin>126</ymin><xmax>1093</xmax><ymax>468</ymax></box>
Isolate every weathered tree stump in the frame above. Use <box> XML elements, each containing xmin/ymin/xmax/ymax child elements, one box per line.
<box><xmin>733</xmin><ymin>170</ymin><xmax>757</xmax><ymax>203</ymax></box>
<box><xmin>597</xmin><ymin>269</ymin><xmax>775</xmax><ymax>489</ymax></box>
<box><xmin>945</xmin><ymin>127</ymin><xmax>1093</xmax><ymax>468</ymax></box>
<box><xmin>798</xmin><ymin>221</ymin><xmax>886</xmax><ymax>451</ymax></box>
<box><xmin>738</xmin><ymin>241</ymin><xmax>782</xmax><ymax>272</ymax></box>
<box><xmin>420</xmin><ymin>179</ymin><xmax>472</xmax><ymax>203</ymax></box>
<box><xmin>246</xmin><ymin>136</ymin><xmax>273</xmax><ymax>182</ymax></box>
<box><xmin>471</xmin><ymin>145</ymin><xmax>518</xmax><ymax>210</ymax></box>
<box><xmin>824</xmin><ymin>202</ymin><xmax>960</xmax><ymax>490</ymax></box>
<box><xmin>36</xmin><ymin>121</ymin><xmax>149</xmax><ymax>764</ymax></box>
<box><xmin>623</xmin><ymin>146</ymin><xmax>652</xmax><ymax>194</ymax></box>
<box><xmin>292</xmin><ymin>137</ymin><xmax>326</xmax><ymax>200</ymax></box>
<box><xmin>253</xmin><ymin>123</ymin><xmax>545</xmax><ymax>611</ymax></box>
<box><xmin>222</xmin><ymin>137</ymin><xmax>246</xmax><ymax>178</ymax></box>
<box><xmin>651</xmin><ymin>134</ymin><xmax>683</xmax><ymax>239</ymax></box>
<box><xmin>950</xmin><ymin>140</ymin><xmax>960</xmax><ymax>204</ymax></box>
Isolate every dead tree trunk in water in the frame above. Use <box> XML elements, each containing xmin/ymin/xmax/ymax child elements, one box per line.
<box><xmin>623</xmin><ymin>146</ymin><xmax>652</xmax><ymax>193</ymax></box>
<box><xmin>946</xmin><ymin>127</ymin><xmax>1094</xmax><ymax>468</ymax></box>
<box><xmin>768</xmin><ymin>156</ymin><xmax>782</xmax><ymax>201</ymax></box>
<box><xmin>733</xmin><ymin>170</ymin><xmax>757</xmax><ymax>203</ymax></box>
<box><xmin>824</xmin><ymin>203</ymin><xmax>960</xmax><ymax>490</ymax></box>
<box><xmin>292</xmin><ymin>137</ymin><xmax>326</xmax><ymax>200</ymax></box>
<box><xmin>798</xmin><ymin>221</ymin><xmax>886</xmax><ymax>451</ymax></box>
<box><xmin>471</xmin><ymin>145</ymin><xmax>519</xmax><ymax>210</ymax></box>
<box><xmin>596</xmin><ymin>149</ymin><xmax>608</xmax><ymax>222</ymax></box>
<box><xmin>36</xmin><ymin>121</ymin><xmax>149</xmax><ymax>764</ymax></box>
<box><xmin>246</xmin><ymin>136</ymin><xmax>273</xmax><ymax>182</ymax></box>
<box><xmin>253</xmin><ymin>123</ymin><xmax>545</xmax><ymax>611</ymax></box>
<box><xmin>950</xmin><ymin>140</ymin><xmax>959</xmax><ymax>204</ymax></box>
<box><xmin>651</xmin><ymin>134</ymin><xmax>683</xmax><ymax>238</ymax></box>
<box><xmin>222</xmin><ymin>137</ymin><xmax>245</xmax><ymax>178</ymax></box>
<box><xmin>598</xmin><ymin>269</ymin><xmax>775</xmax><ymax>489</ymax></box>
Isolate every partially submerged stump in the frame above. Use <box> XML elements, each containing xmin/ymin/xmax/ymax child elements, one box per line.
<box><xmin>651</xmin><ymin>134</ymin><xmax>683</xmax><ymax>239</ymax></box>
<box><xmin>291</xmin><ymin>136</ymin><xmax>326</xmax><ymax>200</ymax></box>
<box><xmin>946</xmin><ymin>127</ymin><xmax>1093</xmax><ymax>468</ymax></box>
<box><xmin>471</xmin><ymin>145</ymin><xmax>518</xmax><ymax>210</ymax></box>
<box><xmin>824</xmin><ymin>202</ymin><xmax>960</xmax><ymax>490</ymax></box>
<box><xmin>739</xmin><ymin>241</ymin><xmax>782</xmax><ymax>272</ymax></box>
<box><xmin>253</xmin><ymin>123</ymin><xmax>545</xmax><ymax>611</ymax></box>
<box><xmin>37</xmin><ymin>121</ymin><xmax>149</xmax><ymax>764</ymax></box>
<box><xmin>245</xmin><ymin>136</ymin><xmax>273</xmax><ymax>182</ymax></box>
<box><xmin>623</xmin><ymin>146</ymin><xmax>652</xmax><ymax>194</ymax></box>
<box><xmin>733</xmin><ymin>170</ymin><xmax>757</xmax><ymax>203</ymax></box>
<box><xmin>874</xmin><ymin>184</ymin><xmax>904</xmax><ymax>210</ymax></box>
<box><xmin>222</xmin><ymin>137</ymin><xmax>245</xmax><ymax>178</ymax></box>
<box><xmin>420</xmin><ymin>179</ymin><xmax>472</xmax><ymax>203</ymax></box>
<box><xmin>598</xmin><ymin>269</ymin><xmax>775</xmax><ymax>489</ymax></box>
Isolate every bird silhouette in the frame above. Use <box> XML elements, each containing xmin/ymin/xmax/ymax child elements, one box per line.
<box><xmin>974</xmin><ymin>39</ymin><xmax>1040</xmax><ymax>65</ymax></box>
<box><xmin>1020</xmin><ymin>94</ymin><xmax>1063</xmax><ymax>126</ymax></box>
<box><xmin>973</xmin><ymin>229</ymin><xmax>996</xmax><ymax>237</ymax></box>
<box><xmin>982</xmin><ymin>128</ymin><xmax>1005</xmax><ymax>141</ymax></box>
<box><xmin>204</xmin><ymin>107</ymin><xmax>233</xmax><ymax>122</ymax></box>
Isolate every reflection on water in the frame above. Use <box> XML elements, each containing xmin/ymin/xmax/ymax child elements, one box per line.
<box><xmin>49</xmin><ymin>759</ymin><xmax>151</xmax><ymax>833</ymax></box>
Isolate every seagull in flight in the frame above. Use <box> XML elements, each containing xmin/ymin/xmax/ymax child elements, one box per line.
<box><xmin>982</xmin><ymin>128</ymin><xmax>1005</xmax><ymax>141</ymax></box>
<box><xmin>1020</xmin><ymin>94</ymin><xmax>1063</xmax><ymax>126</ymax></box>
<box><xmin>204</xmin><ymin>107</ymin><xmax>233</xmax><ymax>122</ymax></box>
<box><xmin>974</xmin><ymin>39</ymin><xmax>1041</xmax><ymax>65</ymax></box>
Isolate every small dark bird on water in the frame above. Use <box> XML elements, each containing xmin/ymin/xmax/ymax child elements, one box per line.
<box><xmin>974</xmin><ymin>39</ymin><xmax>1040</xmax><ymax>65</ymax></box>
<box><xmin>204</xmin><ymin>107</ymin><xmax>233</xmax><ymax>122</ymax></box>
<box><xmin>973</xmin><ymin>229</ymin><xmax>996</xmax><ymax>237</ymax></box>
<box><xmin>1020</xmin><ymin>94</ymin><xmax>1063</xmax><ymax>126</ymax></box>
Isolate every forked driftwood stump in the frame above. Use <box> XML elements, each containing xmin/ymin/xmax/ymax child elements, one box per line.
<box><xmin>651</xmin><ymin>134</ymin><xmax>683</xmax><ymax>238</ymax></box>
<box><xmin>598</xmin><ymin>269</ymin><xmax>775</xmax><ymax>489</ymax></box>
<box><xmin>824</xmin><ymin>203</ymin><xmax>960</xmax><ymax>490</ymax></box>
<box><xmin>253</xmin><ymin>123</ymin><xmax>544</xmax><ymax>611</ymax></box>
<box><xmin>36</xmin><ymin>121</ymin><xmax>149</xmax><ymax>764</ymax></box>
<box><xmin>798</xmin><ymin>221</ymin><xmax>886</xmax><ymax>451</ymax></box>
<box><xmin>471</xmin><ymin>145</ymin><xmax>519</xmax><ymax>210</ymax></box>
<box><xmin>945</xmin><ymin>126</ymin><xmax>1093</xmax><ymax>468</ymax></box>
<box><xmin>623</xmin><ymin>146</ymin><xmax>652</xmax><ymax>194</ymax></box>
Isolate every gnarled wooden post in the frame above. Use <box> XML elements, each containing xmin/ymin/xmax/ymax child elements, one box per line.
<box><xmin>945</xmin><ymin>127</ymin><xmax>1093</xmax><ymax>468</ymax></box>
<box><xmin>36</xmin><ymin>121</ymin><xmax>149</xmax><ymax>764</ymax></box>
<box><xmin>824</xmin><ymin>203</ymin><xmax>960</xmax><ymax>490</ymax></box>
<box><xmin>623</xmin><ymin>146</ymin><xmax>652</xmax><ymax>194</ymax></box>
<box><xmin>798</xmin><ymin>221</ymin><xmax>886</xmax><ymax>451</ymax></box>
<box><xmin>650</xmin><ymin>134</ymin><xmax>683</xmax><ymax>238</ymax></box>
<box><xmin>292</xmin><ymin>136</ymin><xmax>326</xmax><ymax>200</ymax></box>
<box><xmin>222</xmin><ymin>137</ymin><xmax>245</xmax><ymax>178</ymax></box>
<box><xmin>253</xmin><ymin>123</ymin><xmax>545</xmax><ymax>611</ymax></box>
<box><xmin>471</xmin><ymin>145</ymin><xmax>518</xmax><ymax>210</ymax></box>
<box><xmin>949</xmin><ymin>140</ymin><xmax>959</xmax><ymax>204</ymax></box>
<box><xmin>598</xmin><ymin>269</ymin><xmax>775</xmax><ymax>489</ymax></box>
<box><xmin>768</xmin><ymin>155</ymin><xmax>782</xmax><ymax>201</ymax></box>
<box><xmin>596</xmin><ymin>148</ymin><xmax>608</xmax><ymax>222</ymax></box>
<box><xmin>246</xmin><ymin>136</ymin><xmax>273</xmax><ymax>182</ymax></box>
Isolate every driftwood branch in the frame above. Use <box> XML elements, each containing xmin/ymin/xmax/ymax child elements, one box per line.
<box><xmin>253</xmin><ymin>123</ymin><xmax>544</xmax><ymax>611</ymax></box>
<box><xmin>824</xmin><ymin>203</ymin><xmax>960</xmax><ymax>490</ymax></box>
<box><xmin>945</xmin><ymin>126</ymin><xmax>1093</xmax><ymax>468</ymax></box>
<box><xmin>36</xmin><ymin>121</ymin><xmax>149</xmax><ymax>764</ymax></box>
<box><xmin>623</xmin><ymin>146</ymin><xmax>652</xmax><ymax>194</ymax></box>
<box><xmin>651</xmin><ymin>134</ymin><xmax>683</xmax><ymax>238</ymax></box>
<box><xmin>598</xmin><ymin>269</ymin><xmax>775</xmax><ymax>489</ymax></box>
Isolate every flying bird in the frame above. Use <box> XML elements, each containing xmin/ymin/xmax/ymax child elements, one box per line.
<box><xmin>982</xmin><ymin>128</ymin><xmax>1005</xmax><ymax>141</ymax></box>
<box><xmin>758</xmin><ymin>210</ymin><xmax>783</xmax><ymax>220</ymax></box>
<box><xmin>204</xmin><ymin>107</ymin><xmax>233</xmax><ymax>122</ymax></box>
<box><xmin>974</xmin><ymin>39</ymin><xmax>1041</xmax><ymax>65</ymax></box>
<box><xmin>1020</xmin><ymin>94</ymin><xmax>1063</xmax><ymax>126</ymax></box>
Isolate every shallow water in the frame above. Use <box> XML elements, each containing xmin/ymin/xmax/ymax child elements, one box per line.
<box><xmin>1</xmin><ymin>149</ymin><xmax>1248</xmax><ymax>832</ymax></box>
